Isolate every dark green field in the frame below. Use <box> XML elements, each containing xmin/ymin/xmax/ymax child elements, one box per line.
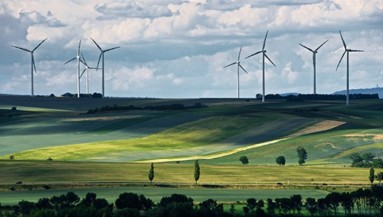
<box><xmin>0</xmin><ymin>95</ymin><xmax>383</xmax><ymax>204</ymax></box>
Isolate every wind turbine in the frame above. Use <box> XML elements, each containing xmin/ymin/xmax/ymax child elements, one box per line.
<box><xmin>80</xmin><ymin>52</ymin><xmax>99</xmax><ymax>94</ymax></box>
<box><xmin>299</xmin><ymin>39</ymin><xmax>328</xmax><ymax>95</ymax></box>
<box><xmin>64</xmin><ymin>40</ymin><xmax>82</xmax><ymax>98</ymax></box>
<box><xmin>336</xmin><ymin>30</ymin><xmax>363</xmax><ymax>106</ymax></box>
<box><xmin>91</xmin><ymin>38</ymin><xmax>120</xmax><ymax>98</ymax></box>
<box><xmin>223</xmin><ymin>46</ymin><xmax>248</xmax><ymax>98</ymax></box>
<box><xmin>12</xmin><ymin>38</ymin><xmax>47</xmax><ymax>96</ymax></box>
<box><xmin>245</xmin><ymin>31</ymin><xmax>276</xmax><ymax>103</ymax></box>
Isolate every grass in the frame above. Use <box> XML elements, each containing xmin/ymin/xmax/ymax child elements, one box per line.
<box><xmin>0</xmin><ymin>160</ymin><xmax>379</xmax><ymax>186</ymax></box>
<box><xmin>1</xmin><ymin>97</ymin><xmax>383</xmax><ymax>205</ymax></box>
<box><xmin>5</xmin><ymin>114</ymin><xmax>309</xmax><ymax>161</ymax></box>
<box><xmin>1</xmin><ymin>97</ymin><xmax>383</xmax><ymax>164</ymax></box>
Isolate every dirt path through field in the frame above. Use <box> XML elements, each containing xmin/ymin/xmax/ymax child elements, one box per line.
<box><xmin>137</xmin><ymin>120</ymin><xmax>346</xmax><ymax>163</ymax></box>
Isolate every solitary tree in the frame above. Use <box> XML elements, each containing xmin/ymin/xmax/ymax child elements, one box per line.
<box><xmin>239</xmin><ymin>156</ymin><xmax>249</xmax><ymax>165</ymax></box>
<box><xmin>369</xmin><ymin>167</ymin><xmax>375</xmax><ymax>184</ymax></box>
<box><xmin>194</xmin><ymin>160</ymin><xmax>200</xmax><ymax>185</ymax></box>
<box><xmin>276</xmin><ymin>156</ymin><xmax>286</xmax><ymax>166</ymax></box>
<box><xmin>148</xmin><ymin>163</ymin><xmax>154</xmax><ymax>184</ymax></box>
<box><xmin>377</xmin><ymin>172</ymin><xmax>383</xmax><ymax>186</ymax></box>
<box><xmin>297</xmin><ymin>146</ymin><xmax>308</xmax><ymax>165</ymax></box>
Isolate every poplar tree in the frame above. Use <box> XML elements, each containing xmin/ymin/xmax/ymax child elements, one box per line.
<box><xmin>369</xmin><ymin>167</ymin><xmax>375</xmax><ymax>184</ymax></box>
<box><xmin>148</xmin><ymin>163</ymin><xmax>154</xmax><ymax>184</ymax></box>
<box><xmin>194</xmin><ymin>160</ymin><xmax>200</xmax><ymax>185</ymax></box>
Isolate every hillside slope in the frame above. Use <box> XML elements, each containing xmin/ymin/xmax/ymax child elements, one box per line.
<box><xmin>1</xmin><ymin>96</ymin><xmax>382</xmax><ymax>165</ymax></box>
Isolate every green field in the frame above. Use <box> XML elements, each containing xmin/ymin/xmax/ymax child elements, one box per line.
<box><xmin>0</xmin><ymin>95</ymin><xmax>383</xmax><ymax>204</ymax></box>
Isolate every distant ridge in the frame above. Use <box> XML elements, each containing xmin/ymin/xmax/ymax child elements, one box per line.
<box><xmin>333</xmin><ymin>87</ymin><xmax>383</xmax><ymax>99</ymax></box>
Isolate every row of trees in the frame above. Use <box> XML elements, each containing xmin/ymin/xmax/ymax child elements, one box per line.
<box><xmin>86</xmin><ymin>103</ymin><xmax>207</xmax><ymax>114</ymax></box>
<box><xmin>2</xmin><ymin>186</ymin><xmax>383</xmax><ymax>217</ymax></box>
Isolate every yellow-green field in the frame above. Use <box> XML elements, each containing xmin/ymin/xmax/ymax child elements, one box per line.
<box><xmin>0</xmin><ymin>160</ymin><xmax>379</xmax><ymax>187</ymax></box>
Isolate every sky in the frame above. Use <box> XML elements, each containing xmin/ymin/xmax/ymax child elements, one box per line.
<box><xmin>0</xmin><ymin>0</ymin><xmax>382</xmax><ymax>98</ymax></box>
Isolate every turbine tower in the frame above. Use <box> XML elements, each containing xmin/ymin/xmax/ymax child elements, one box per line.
<box><xmin>80</xmin><ymin>52</ymin><xmax>99</xmax><ymax>94</ymax></box>
<box><xmin>245</xmin><ymin>31</ymin><xmax>276</xmax><ymax>103</ymax></box>
<box><xmin>91</xmin><ymin>38</ymin><xmax>120</xmax><ymax>98</ymax></box>
<box><xmin>299</xmin><ymin>40</ymin><xmax>328</xmax><ymax>95</ymax></box>
<box><xmin>224</xmin><ymin>46</ymin><xmax>248</xmax><ymax>98</ymax></box>
<box><xmin>336</xmin><ymin>30</ymin><xmax>363</xmax><ymax>106</ymax></box>
<box><xmin>12</xmin><ymin>38</ymin><xmax>47</xmax><ymax>96</ymax></box>
<box><xmin>64</xmin><ymin>40</ymin><xmax>82</xmax><ymax>98</ymax></box>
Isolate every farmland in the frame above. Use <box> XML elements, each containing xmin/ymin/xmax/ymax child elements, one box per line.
<box><xmin>0</xmin><ymin>95</ymin><xmax>383</xmax><ymax>205</ymax></box>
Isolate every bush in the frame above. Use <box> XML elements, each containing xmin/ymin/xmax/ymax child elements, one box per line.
<box><xmin>276</xmin><ymin>156</ymin><xmax>286</xmax><ymax>166</ymax></box>
<box><xmin>239</xmin><ymin>156</ymin><xmax>249</xmax><ymax>165</ymax></box>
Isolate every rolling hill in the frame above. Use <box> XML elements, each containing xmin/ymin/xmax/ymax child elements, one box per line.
<box><xmin>1</xmin><ymin>95</ymin><xmax>382</xmax><ymax>166</ymax></box>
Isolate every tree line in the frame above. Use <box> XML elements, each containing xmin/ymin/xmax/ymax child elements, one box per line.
<box><xmin>86</xmin><ymin>103</ymin><xmax>207</xmax><ymax>114</ymax></box>
<box><xmin>1</xmin><ymin>186</ymin><xmax>383</xmax><ymax>217</ymax></box>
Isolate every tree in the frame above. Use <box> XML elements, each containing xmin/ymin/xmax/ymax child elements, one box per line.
<box><xmin>276</xmin><ymin>156</ymin><xmax>286</xmax><ymax>166</ymax></box>
<box><xmin>239</xmin><ymin>156</ymin><xmax>249</xmax><ymax>165</ymax></box>
<box><xmin>148</xmin><ymin>163</ymin><xmax>154</xmax><ymax>184</ymax></box>
<box><xmin>297</xmin><ymin>146</ymin><xmax>308</xmax><ymax>165</ymax></box>
<box><xmin>377</xmin><ymin>172</ymin><xmax>383</xmax><ymax>186</ymax></box>
<box><xmin>362</xmin><ymin>152</ymin><xmax>375</xmax><ymax>166</ymax></box>
<box><xmin>115</xmin><ymin>192</ymin><xmax>141</xmax><ymax>210</ymax></box>
<box><xmin>194</xmin><ymin>160</ymin><xmax>200</xmax><ymax>185</ymax></box>
<box><xmin>350</xmin><ymin>153</ymin><xmax>364</xmax><ymax>167</ymax></box>
<box><xmin>305</xmin><ymin>198</ymin><xmax>318</xmax><ymax>217</ymax></box>
<box><xmin>369</xmin><ymin>167</ymin><xmax>375</xmax><ymax>184</ymax></box>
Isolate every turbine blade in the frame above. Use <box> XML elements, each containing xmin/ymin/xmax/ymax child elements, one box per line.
<box><xmin>299</xmin><ymin>43</ymin><xmax>314</xmax><ymax>52</ymax></box>
<box><xmin>339</xmin><ymin>30</ymin><xmax>347</xmax><ymax>50</ymax></box>
<box><xmin>96</xmin><ymin>54</ymin><xmax>102</xmax><ymax>68</ymax></box>
<box><xmin>77</xmin><ymin>40</ymin><xmax>82</xmax><ymax>55</ymax></box>
<box><xmin>264</xmin><ymin>54</ymin><xmax>276</xmax><ymax>67</ymax></box>
<box><xmin>262</xmin><ymin>30</ymin><xmax>268</xmax><ymax>50</ymax></box>
<box><xmin>91</xmin><ymin>38</ymin><xmax>102</xmax><ymax>51</ymax></box>
<box><xmin>336</xmin><ymin>51</ymin><xmax>346</xmax><ymax>71</ymax></box>
<box><xmin>238</xmin><ymin>46</ymin><xmax>242</xmax><ymax>61</ymax></box>
<box><xmin>32</xmin><ymin>55</ymin><xmax>37</xmax><ymax>73</ymax></box>
<box><xmin>79</xmin><ymin>58</ymin><xmax>86</xmax><ymax>65</ymax></box>
<box><xmin>224</xmin><ymin>62</ymin><xmax>237</xmax><ymax>68</ymax></box>
<box><xmin>12</xmin><ymin>46</ymin><xmax>31</xmax><ymax>52</ymax></box>
<box><xmin>315</xmin><ymin>40</ymin><xmax>328</xmax><ymax>51</ymax></box>
<box><xmin>239</xmin><ymin>63</ymin><xmax>248</xmax><ymax>74</ymax></box>
<box><xmin>64</xmin><ymin>57</ymin><xmax>76</xmax><ymax>65</ymax></box>
<box><xmin>104</xmin><ymin>46</ymin><xmax>120</xmax><ymax>52</ymax></box>
<box><xmin>349</xmin><ymin>49</ymin><xmax>364</xmax><ymax>52</ymax></box>
<box><xmin>80</xmin><ymin>52</ymin><xmax>88</xmax><ymax>66</ymax></box>
<box><xmin>32</xmin><ymin>38</ymin><xmax>47</xmax><ymax>52</ymax></box>
<box><xmin>81</xmin><ymin>68</ymin><xmax>86</xmax><ymax>78</ymax></box>
<box><xmin>245</xmin><ymin>51</ymin><xmax>262</xmax><ymax>59</ymax></box>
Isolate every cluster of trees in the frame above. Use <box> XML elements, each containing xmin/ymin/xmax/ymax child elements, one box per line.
<box><xmin>239</xmin><ymin>147</ymin><xmax>308</xmax><ymax>166</ymax></box>
<box><xmin>350</xmin><ymin>152</ymin><xmax>383</xmax><ymax>168</ymax></box>
<box><xmin>285</xmin><ymin>93</ymin><xmax>379</xmax><ymax>101</ymax></box>
<box><xmin>61</xmin><ymin>92</ymin><xmax>103</xmax><ymax>98</ymax></box>
<box><xmin>2</xmin><ymin>186</ymin><xmax>383</xmax><ymax>217</ymax></box>
<box><xmin>253</xmin><ymin>93</ymin><xmax>379</xmax><ymax>101</ymax></box>
<box><xmin>86</xmin><ymin>103</ymin><xmax>207</xmax><ymax>114</ymax></box>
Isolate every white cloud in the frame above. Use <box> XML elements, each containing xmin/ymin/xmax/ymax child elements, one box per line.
<box><xmin>111</xmin><ymin>66</ymin><xmax>154</xmax><ymax>91</ymax></box>
<box><xmin>281</xmin><ymin>62</ymin><xmax>299</xmax><ymax>84</ymax></box>
<box><xmin>1</xmin><ymin>0</ymin><xmax>383</xmax><ymax>97</ymax></box>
